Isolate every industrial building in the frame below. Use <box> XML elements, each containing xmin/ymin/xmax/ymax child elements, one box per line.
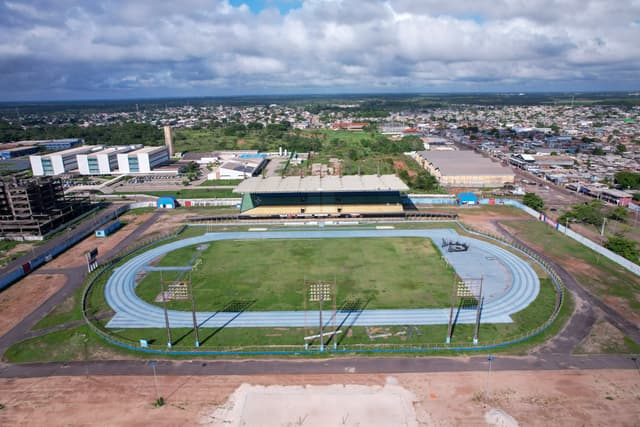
<box><xmin>29</xmin><ymin>146</ymin><xmax>101</xmax><ymax>176</ymax></box>
<box><xmin>414</xmin><ymin>151</ymin><xmax>515</xmax><ymax>188</ymax></box>
<box><xmin>0</xmin><ymin>176</ymin><xmax>90</xmax><ymax>238</ymax></box>
<box><xmin>77</xmin><ymin>145</ymin><xmax>141</xmax><ymax>175</ymax></box>
<box><xmin>0</xmin><ymin>146</ymin><xmax>40</xmax><ymax>159</ymax></box>
<box><xmin>116</xmin><ymin>146</ymin><xmax>169</xmax><ymax>174</ymax></box>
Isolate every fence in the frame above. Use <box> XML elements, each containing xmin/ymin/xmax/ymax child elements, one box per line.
<box><xmin>82</xmin><ymin>222</ymin><xmax>566</xmax><ymax>356</ymax></box>
<box><xmin>482</xmin><ymin>198</ymin><xmax>640</xmax><ymax>276</ymax></box>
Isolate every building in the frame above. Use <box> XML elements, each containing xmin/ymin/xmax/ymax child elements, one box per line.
<box><xmin>457</xmin><ymin>192</ymin><xmax>478</xmax><ymax>205</ymax></box>
<box><xmin>37</xmin><ymin>138</ymin><xmax>84</xmax><ymax>151</ymax></box>
<box><xmin>414</xmin><ymin>151</ymin><xmax>515</xmax><ymax>188</ymax></box>
<box><xmin>157</xmin><ymin>196</ymin><xmax>177</xmax><ymax>209</ymax></box>
<box><xmin>95</xmin><ymin>219</ymin><xmax>121</xmax><ymax>237</ymax></box>
<box><xmin>234</xmin><ymin>174</ymin><xmax>409</xmax><ymax>217</ymax></box>
<box><xmin>0</xmin><ymin>176</ymin><xmax>89</xmax><ymax>238</ymax></box>
<box><xmin>208</xmin><ymin>155</ymin><xmax>267</xmax><ymax>180</ymax></box>
<box><xmin>332</xmin><ymin>122</ymin><xmax>367</xmax><ymax>131</ymax></box>
<box><xmin>0</xmin><ymin>146</ymin><xmax>40</xmax><ymax>160</ymax></box>
<box><xmin>77</xmin><ymin>146</ymin><xmax>140</xmax><ymax>175</ymax></box>
<box><xmin>163</xmin><ymin>126</ymin><xmax>174</xmax><ymax>157</ymax></box>
<box><xmin>29</xmin><ymin>146</ymin><xmax>100</xmax><ymax>176</ymax></box>
<box><xmin>117</xmin><ymin>146</ymin><xmax>169</xmax><ymax>174</ymax></box>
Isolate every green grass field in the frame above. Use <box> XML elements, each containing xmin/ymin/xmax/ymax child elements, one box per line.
<box><xmin>135</xmin><ymin>237</ymin><xmax>457</xmax><ymax>311</ymax></box>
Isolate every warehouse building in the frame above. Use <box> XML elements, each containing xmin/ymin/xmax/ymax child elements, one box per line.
<box><xmin>29</xmin><ymin>146</ymin><xmax>100</xmax><ymax>176</ymax></box>
<box><xmin>77</xmin><ymin>145</ymin><xmax>141</xmax><ymax>175</ymax></box>
<box><xmin>117</xmin><ymin>146</ymin><xmax>169</xmax><ymax>174</ymax></box>
<box><xmin>414</xmin><ymin>151</ymin><xmax>515</xmax><ymax>188</ymax></box>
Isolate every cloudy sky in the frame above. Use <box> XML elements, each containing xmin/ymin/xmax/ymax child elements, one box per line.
<box><xmin>1</xmin><ymin>0</ymin><xmax>639</xmax><ymax>101</ymax></box>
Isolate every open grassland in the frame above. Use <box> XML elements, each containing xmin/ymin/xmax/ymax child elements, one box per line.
<box><xmin>135</xmin><ymin>237</ymin><xmax>457</xmax><ymax>311</ymax></box>
<box><xmin>501</xmin><ymin>220</ymin><xmax>640</xmax><ymax>321</ymax></box>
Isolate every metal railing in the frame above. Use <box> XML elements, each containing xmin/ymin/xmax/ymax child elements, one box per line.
<box><xmin>82</xmin><ymin>221</ymin><xmax>565</xmax><ymax>356</ymax></box>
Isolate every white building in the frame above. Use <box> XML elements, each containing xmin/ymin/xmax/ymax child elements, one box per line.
<box><xmin>77</xmin><ymin>145</ymin><xmax>141</xmax><ymax>175</ymax></box>
<box><xmin>117</xmin><ymin>146</ymin><xmax>169</xmax><ymax>173</ymax></box>
<box><xmin>30</xmin><ymin>146</ymin><xmax>101</xmax><ymax>176</ymax></box>
<box><xmin>207</xmin><ymin>157</ymin><xmax>267</xmax><ymax>180</ymax></box>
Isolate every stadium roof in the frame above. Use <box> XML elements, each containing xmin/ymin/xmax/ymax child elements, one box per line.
<box><xmin>234</xmin><ymin>174</ymin><xmax>409</xmax><ymax>194</ymax></box>
<box><xmin>417</xmin><ymin>151</ymin><xmax>514</xmax><ymax>176</ymax></box>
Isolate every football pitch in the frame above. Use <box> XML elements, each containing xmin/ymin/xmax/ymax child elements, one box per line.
<box><xmin>135</xmin><ymin>237</ymin><xmax>456</xmax><ymax>311</ymax></box>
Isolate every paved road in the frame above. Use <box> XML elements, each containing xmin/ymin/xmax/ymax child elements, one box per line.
<box><xmin>1</xmin><ymin>353</ymin><xmax>638</xmax><ymax>379</ymax></box>
<box><xmin>105</xmin><ymin>229</ymin><xmax>540</xmax><ymax>328</ymax></box>
<box><xmin>0</xmin><ymin>211</ymin><xmax>164</xmax><ymax>358</ymax></box>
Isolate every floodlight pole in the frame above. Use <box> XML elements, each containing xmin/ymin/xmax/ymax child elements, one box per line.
<box><xmin>319</xmin><ymin>293</ymin><xmax>324</xmax><ymax>352</ymax></box>
<box><xmin>160</xmin><ymin>272</ymin><xmax>172</xmax><ymax>348</ymax></box>
<box><xmin>446</xmin><ymin>279</ymin><xmax>457</xmax><ymax>344</ymax></box>
<box><xmin>473</xmin><ymin>276</ymin><xmax>484</xmax><ymax>345</ymax></box>
<box><xmin>189</xmin><ymin>271</ymin><xmax>200</xmax><ymax>347</ymax></box>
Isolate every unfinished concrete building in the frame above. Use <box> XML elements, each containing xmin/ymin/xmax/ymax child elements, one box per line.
<box><xmin>0</xmin><ymin>177</ymin><xmax>90</xmax><ymax>239</ymax></box>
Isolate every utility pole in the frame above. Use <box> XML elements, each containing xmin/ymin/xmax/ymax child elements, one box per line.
<box><xmin>600</xmin><ymin>217</ymin><xmax>607</xmax><ymax>237</ymax></box>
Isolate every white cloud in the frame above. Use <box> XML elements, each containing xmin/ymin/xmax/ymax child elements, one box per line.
<box><xmin>0</xmin><ymin>0</ymin><xmax>639</xmax><ymax>99</ymax></box>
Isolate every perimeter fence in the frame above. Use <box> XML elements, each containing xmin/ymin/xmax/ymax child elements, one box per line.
<box><xmin>82</xmin><ymin>221</ymin><xmax>565</xmax><ymax>356</ymax></box>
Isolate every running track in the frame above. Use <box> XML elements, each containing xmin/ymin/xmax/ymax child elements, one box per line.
<box><xmin>105</xmin><ymin>229</ymin><xmax>540</xmax><ymax>329</ymax></box>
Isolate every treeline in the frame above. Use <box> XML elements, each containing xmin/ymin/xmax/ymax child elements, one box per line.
<box><xmin>0</xmin><ymin>120</ymin><xmax>163</xmax><ymax>146</ymax></box>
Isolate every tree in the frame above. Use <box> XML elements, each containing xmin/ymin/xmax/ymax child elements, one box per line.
<box><xmin>615</xmin><ymin>144</ymin><xmax>627</xmax><ymax>154</ymax></box>
<box><xmin>604</xmin><ymin>236</ymin><xmax>639</xmax><ymax>263</ymax></box>
<box><xmin>608</xmin><ymin>206</ymin><xmax>628</xmax><ymax>222</ymax></box>
<box><xmin>614</xmin><ymin>171</ymin><xmax>640</xmax><ymax>190</ymax></box>
<box><xmin>522</xmin><ymin>192</ymin><xmax>544</xmax><ymax>211</ymax></box>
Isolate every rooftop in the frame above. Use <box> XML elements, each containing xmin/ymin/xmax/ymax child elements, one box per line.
<box><xmin>234</xmin><ymin>174</ymin><xmax>409</xmax><ymax>194</ymax></box>
<box><xmin>418</xmin><ymin>150</ymin><xmax>514</xmax><ymax>176</ymax></box>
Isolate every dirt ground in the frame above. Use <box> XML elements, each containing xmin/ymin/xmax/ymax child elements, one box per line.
<box><xmin>0</xmin><ymin>273</ymin><xmax>67</xmax><ymax>337</ymax></box>
<box><xmin>1</xmin><ymin>370</ymin><xmax>638</xmax><ymax>426</ymax></box>
<box><xmin>45</xmin><ymin>213</ymin><xmax>154</xmax><ymax>269</ymax></box>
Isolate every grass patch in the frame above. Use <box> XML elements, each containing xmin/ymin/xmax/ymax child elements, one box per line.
<box><xmin>502</xmin><ymin>220</ymin><xmax>640</xmax><ymax>314</ymax></box>
<box><xmin>4</xmin><ymin>325</ymin><xmax>114</xmax><ymax>363</ymax></box>
<box><xmin>32</xmin><ymin>286</ymin><xmax>85</xmax><ymax>330</ymax></box>
<box><xmin>116</xmin><ymin>189</ymin><xmax>237</xmax><ymax>199</ymax></box>
<box><xmin>136</xmin><ymin>237</ymin><xmax>457</xmax><ymax>311</ymax></box>
<box><xmin>199</xmin><ymin>179</ymin><xmax>242</xmax><ymax>186</ymax></box>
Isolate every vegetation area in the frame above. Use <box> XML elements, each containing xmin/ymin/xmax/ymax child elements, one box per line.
<box><xmin>198</xmin><ymin>179</ymin><xmax>242</xmax><ymax>186</ymax></box>
<box><xmin>0</xmin><ymin>120</ymin><xmax>162</xmax><ymax>146</ymax></box>
<box><xmin>522</xmin><ymin>192</ymin><xmax>544</xmax><ymax>210</ymax></box>
<box><xmin>136</xmin><ymin>237</ymin><xmax>457</xmax><ymax>311</ymax></box>
<box><xmin>614</xmin><ymin>171</ymin><xmax>640</xmax><ymax>190</ymax></box>
<box><xmin>116</xmin><ymin>188</ymin><xmax>236</xmax><ymax>199</ymax></box>
<box><xmin>174</xmin><ymin>127</ymin><xmax>439</xmax><ymax>191</ymax></box>
<box><xmin>502</xmin><ymin>220</ymin><xmax>639</xmax><ymax>317</ymax></box>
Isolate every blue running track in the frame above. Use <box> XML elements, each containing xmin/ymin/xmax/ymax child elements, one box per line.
<box><xmin>105</xmin><ymin>229</ymin><xmax>539</xmax><ymax>328</ymax></box>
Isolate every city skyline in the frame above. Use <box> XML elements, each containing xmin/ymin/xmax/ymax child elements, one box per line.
<box><xmin>1</xmin><ymin>0</ymin><xmax>640</xmax><ymax>101</ymax></box>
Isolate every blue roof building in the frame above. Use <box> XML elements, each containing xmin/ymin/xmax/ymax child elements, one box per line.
<box><xmin>157</xmin><ymin>196</ymin><xmax>177</xmax><ymax>209</ymax></box>
<box><xmin>457</xmin><ymin>192</ymin><xmax>478</xmax><ymax>205</ymax></box>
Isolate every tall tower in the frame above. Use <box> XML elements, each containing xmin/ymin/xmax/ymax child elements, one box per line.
<box><xmin>163</xmin><ymin>126</ymin><xmax>174</xmax><ymax>157</ymax></box>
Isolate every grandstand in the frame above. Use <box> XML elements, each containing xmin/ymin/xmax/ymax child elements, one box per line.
<box><xmin>234</xmin><ymin>175</ymin><xmax>409</xmax><ymax>218</ymax></box>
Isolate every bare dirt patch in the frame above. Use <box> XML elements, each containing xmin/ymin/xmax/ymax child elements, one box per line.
<box><xmin>575</xmin><ymin>319</ymin><xmax>633</xmax><ymax>354</ymax></box>
<box><xmin>0</xmin><ymin>370</ymin><xmax>638</xmax><ymax>426</ymax></box>
<box><xmin>46</xmin><ymin>214</ymin><xmax>153</xmax><ymax>269</ymax></box>
<box><xmin>393</xmin><ymin>160</ymin><xmax>417</xmax><ymax>177</ymax></box>
<box><xmin>0</xmin><ymin>274</ymin><xmax>66</xmax><ymax>336</ymax></box>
